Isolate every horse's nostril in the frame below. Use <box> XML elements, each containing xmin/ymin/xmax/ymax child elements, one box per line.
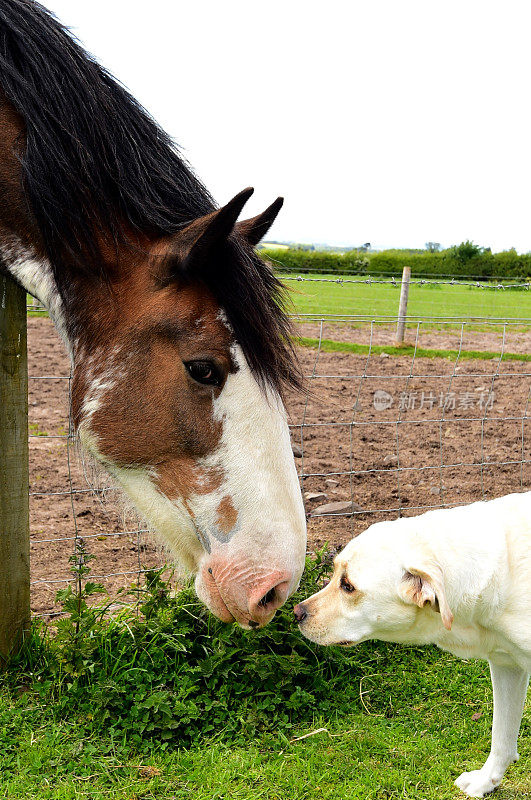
<box><xmin>248</xmin><ymin>620</ymin><xmax>259</xmax><ymax>629</ymax></box>
<box><xmin>258</xmin><ymin>587</ymin><xmax>276</xmax><ymax>608</ymax></box>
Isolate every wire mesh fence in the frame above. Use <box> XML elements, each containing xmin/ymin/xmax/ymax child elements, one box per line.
<box><xmin>27</xmin><ymin>309</ymin><xmax>160</xmax><ymax>618</ymax></box>
<box><xmin>24</xmin><ymin>274</ymin><xmax>531</xmax><ymax>617</ymax></box>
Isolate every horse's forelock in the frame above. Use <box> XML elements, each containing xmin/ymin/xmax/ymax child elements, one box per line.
<box><xmin>211</xmin><ymin>241</ymin><xmax>303</xmax><ymax>398</ymax></box>
<box><xmin>159</xmin><ymin>236</ymin><xmax>302</xmax><ymax>398</ymax></box>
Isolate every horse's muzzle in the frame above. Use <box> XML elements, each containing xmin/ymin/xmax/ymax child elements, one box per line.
<box><xmin>195</xmin><ymin>557</ymin><xmax>297</xmax><ymax>628</ymax></box>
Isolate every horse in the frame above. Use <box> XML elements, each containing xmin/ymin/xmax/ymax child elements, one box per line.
<box><xmin>0</xmin><ymin>0</ymin><xmax>306</xmax><ymax>629</ymax></box>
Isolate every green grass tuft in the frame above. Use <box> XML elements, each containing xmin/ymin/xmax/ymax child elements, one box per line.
<box><xmin>297</xmin><ymin>335</ymin><xmax>531</xmax><ymax>362</ymax></box>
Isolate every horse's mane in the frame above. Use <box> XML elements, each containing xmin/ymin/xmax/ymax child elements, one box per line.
<box><xmin>0</xmin><ymin>0</ymin><xmax>215</xmax><ymax>265</ymax></box>
<box><xmin>0</xmin><ymin>0</ymin><xmax>301</xmax><ymax>393</ymax></box>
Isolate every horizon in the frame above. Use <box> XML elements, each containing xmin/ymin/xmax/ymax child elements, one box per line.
<box><xmin>262</xmin><ymin>240</ymin><xmax>531</xmax><ymax>255</ymax></box>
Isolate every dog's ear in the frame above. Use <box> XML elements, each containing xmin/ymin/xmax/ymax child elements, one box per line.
<box><xmin>400</xmin><ymin>564</ymin><xmax>453</xmax><ymax>630</ymax></box>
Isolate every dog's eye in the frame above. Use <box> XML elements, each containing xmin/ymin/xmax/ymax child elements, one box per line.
<box><xmin>340</xmin><ymin>576</ymin><xmax>356</xmax><ymax>594</ymax></box>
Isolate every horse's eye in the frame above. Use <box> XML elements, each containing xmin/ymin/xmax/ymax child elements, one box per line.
<box><xmin>340</xmin><ymin>575</ymin><xmax>356</xmax><ymax>594</ymax></box>
<box><xmin>185</xmin><ymin>360</ymin><xmax>223</xmax><ymax>387</ymax></box>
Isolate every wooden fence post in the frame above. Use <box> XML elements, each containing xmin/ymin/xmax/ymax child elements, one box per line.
<box><xmin>395</xmin><ymin>266</ymin><xmax>411</xmax><ymax>345</ymax></box>
<box><xmin>0</xmin><ymin>274</ymin><xmax>30</xmax><ymax>662</ymax></box>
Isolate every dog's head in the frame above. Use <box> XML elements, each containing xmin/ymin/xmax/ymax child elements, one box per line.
<box><xmin>294</xmin><ymin>522</ymin><xmax>453</xmax><ymax>647</ymax></box>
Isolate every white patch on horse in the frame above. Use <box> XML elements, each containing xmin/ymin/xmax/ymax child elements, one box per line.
<box><xmin>186</xmin><ymin>345</ymin><xmax>306</xmax><ymax>579</ymax></box>
<box><xmin>77</xmin><ymin>425</ymin><xmax>204</xmax><ymax>573</ymax></box>
<box><xmin>107</xmin><ymin>465</ymin><xmax>205</xmax><ymax>573</ymax></box>
<box><xmin>81</xmin><ymin>376</ymin><xmax>116</xmax><ymax>421</ymax></box>
<box><xmin>216</xmin><ymin>309</ymin><xmax>231</xmax><ymax>329</ymax></box>
<box><xmin>0</xmin><ymin>235</ymin><xmax>70</xmax><ymax>352</ymax></box>
<box><xmin>77</xmin><ymin>344</ymin><xmax>127</xmax><ymax>424</ymax></box>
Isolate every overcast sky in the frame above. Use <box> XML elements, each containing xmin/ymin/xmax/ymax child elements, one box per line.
<box><xmin>44</xmin><ymin>1</ymin><xmax>531</xmax><ymax>252</ymax></box>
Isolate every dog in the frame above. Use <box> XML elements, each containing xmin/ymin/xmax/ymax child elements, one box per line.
<box><xmin>294</xmin><ymin>492</ymin><xmax>531</xmax><ymax>798</ymax></box>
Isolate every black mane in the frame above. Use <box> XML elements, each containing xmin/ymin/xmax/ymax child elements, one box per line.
<box><xmin>0</xmin><ymin>0</ymin><xmax>301</xmax><ymax>392</ymax></box>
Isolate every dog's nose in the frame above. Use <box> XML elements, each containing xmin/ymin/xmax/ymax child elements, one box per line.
<box><xmin>293</xmin><ymin>603</ymin><xmax>308</xmax><ymax>623</ymax></box>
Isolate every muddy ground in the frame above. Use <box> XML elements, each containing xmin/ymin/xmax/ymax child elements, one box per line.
<box><xmin>26</xmin><ymin>316</ymin><xmax>531</xmax><ymax>615</ymax></box>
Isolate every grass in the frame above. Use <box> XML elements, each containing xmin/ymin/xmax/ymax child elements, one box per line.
<box><xmin>1</xmin><ymin>646</ymin><xmax>529</xmax><ymax>799</ymax></box>
<box><xmin>298</xmin><ymin>336</ymin><xmax>531</xmax><ymax>362</ymax></box>
<box><xmin>0</xmin><ymin>558</ymin><xmax>529</xmax><ymax>799</ymax></box>
<box><xmin>283</xmin><ymin>273</ymin><xmax>531</xmax><ymax>322</ymax></box>
<box><xmin>29</xmin><ymin>421</ymin><xmax>48</xmax><ymax>437</ymax></box>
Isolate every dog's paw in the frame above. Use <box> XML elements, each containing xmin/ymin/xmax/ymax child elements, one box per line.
<box><xmin>454</xmin><ymin>769</ymin><xmax>500</xmax><ymax>798</ymax></box>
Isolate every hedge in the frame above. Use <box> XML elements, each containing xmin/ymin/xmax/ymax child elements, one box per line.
<box><xmin>262</xmin><ymin>246</ymin><xmax>531</xmax><ymax>280</ymax></box>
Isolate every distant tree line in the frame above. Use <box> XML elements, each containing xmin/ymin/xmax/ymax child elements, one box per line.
<box><xmin>261</xmin><ymin>241</ymin><xmax>531</xmax><ymax>280</ymax></box>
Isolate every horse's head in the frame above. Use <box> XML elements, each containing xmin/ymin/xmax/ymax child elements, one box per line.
<box><xmin>71</xmin><ymin>189</ymin><xmax>306</xmax><ymax>628</ymax></box>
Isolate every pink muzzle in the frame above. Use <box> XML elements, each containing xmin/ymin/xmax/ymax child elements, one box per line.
<box><xmin>196</xmin><ymin>555</ymin><xmax>295</xmax><ymax>628</ymax></box>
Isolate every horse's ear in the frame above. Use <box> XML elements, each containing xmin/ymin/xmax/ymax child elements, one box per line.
<box><xmin>167</xmin><ymin>187</ymin><xmax>254</xmax><ymax>277</ymax></box>
<box><xmin>236</xmin><ymin>197</ymin><xmax>284</xmax><ymax>247</ymax></box>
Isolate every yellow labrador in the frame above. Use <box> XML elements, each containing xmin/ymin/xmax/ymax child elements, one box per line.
<box><xmin>294</xmin><ymin>492</ymin><xmax>531</xmax><ymax>798</ymax></box>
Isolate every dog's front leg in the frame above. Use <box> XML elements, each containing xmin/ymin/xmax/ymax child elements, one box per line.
<box><xmin>455</xmin><ymin>661</ymin><xmax>529</xmax><ymax>798</ymax></box>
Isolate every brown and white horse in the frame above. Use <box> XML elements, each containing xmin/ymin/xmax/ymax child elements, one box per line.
<box><xmin>0</xmin><ymin>0</ymin><xmax>306</xmax><ymax>628</ymax></box>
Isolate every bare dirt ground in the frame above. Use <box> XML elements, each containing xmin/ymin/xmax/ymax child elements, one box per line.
<box><xmin>27</xmin><ymin>317</ymin><xmax>531</xmax><ymax>615</ymax></box>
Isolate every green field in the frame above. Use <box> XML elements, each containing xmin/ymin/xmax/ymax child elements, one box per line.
<box><xmin>283</xmin><ymin>274</ymin><xmax>531</xmax><ymax>322</ymax></box>
<box><xmin>2</xmin><ymin>666</ymin><xmax>529</xmax><ymax>800</ymax></box>
<box><xmin>1</xmin><ymin>638</ymin><xmax>529</xmax><ymax>800</ymax></box>
<box><xmin>297</xmin><ymin>335</ymin><xmax>531</xmax><ymax>363</ymax></box>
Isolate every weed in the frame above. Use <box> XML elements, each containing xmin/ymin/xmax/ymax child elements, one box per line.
<box><xmin>54</xmin><ymin>538</ymin><xmax>108</xmax><ymax>675</ymax></box>
<box><xmin>1</xmin><ymin>548</ymin><xmax>526</xmax><ymax>799</ymax></box>
<box><xmin>29</xmin><ymin>421</ymin><xmax>48</xmax><ymax>436</ymax></box>
<box><xmin>4</xmin><ymin>548</ymin><xmax>421</xmax><ymax>749</ymax></box>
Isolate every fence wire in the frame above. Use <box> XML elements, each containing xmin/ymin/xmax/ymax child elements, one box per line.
<box><xmin>283</xmin><ymin>275</ymin><xmax>531</xmax><ymax>289</ymax></box>
<box><xmin>26</xmin><ymin>276</ymin><xmax>531</xmax><ymax>616</ymax></box>
<box><xmin>282</xmin><ymin>272</ymin><xmax>531</xmax><ymax>322</ymax></box>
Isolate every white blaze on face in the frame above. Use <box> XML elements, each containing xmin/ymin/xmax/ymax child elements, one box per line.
<box><xmin>188</xmin><ymin>345</ymin><xmax>307</xmax><ymax>594</ymax></box>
